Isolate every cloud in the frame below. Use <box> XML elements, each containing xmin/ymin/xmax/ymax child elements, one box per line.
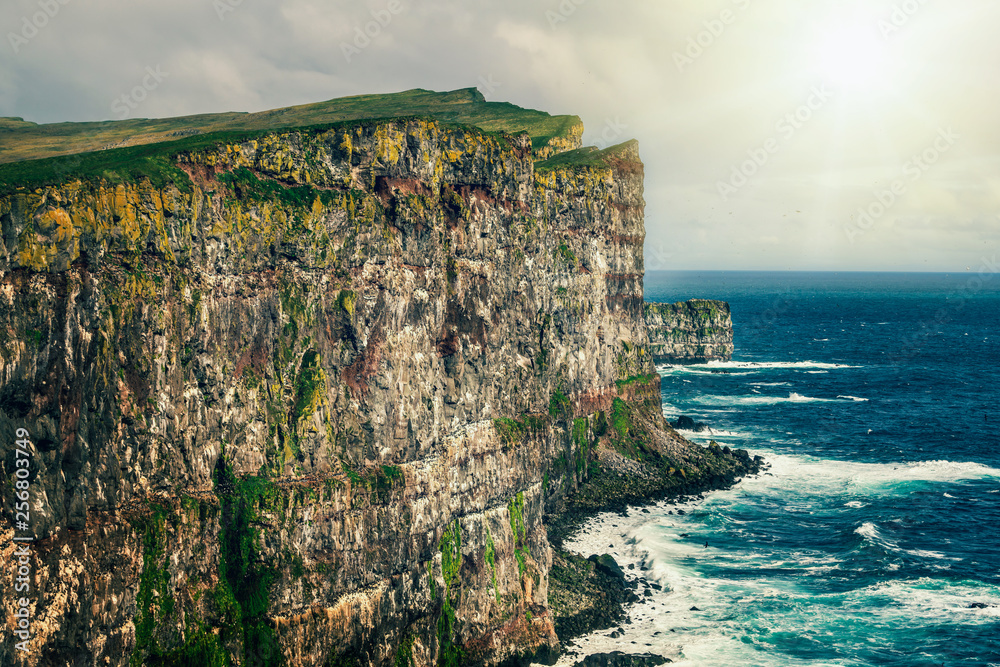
<box><xmin>1</xmin><ymin>0</ymin><xmax>998</xmax><ymax>270</ymax></box>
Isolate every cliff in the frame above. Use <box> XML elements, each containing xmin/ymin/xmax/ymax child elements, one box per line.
<box><xmin>0</xmin><ymin>93</ymin><xmax>755</xmax><ymax>666</ymax></box>
<box><xmin>0</xmin><ymin>87</ymin><xmax>583</xmax><ymax>167</ymax></box>
<box><xmin>644</xmin><ymin>300</ymin><xmax>734</xmax><ymax>365</ymax></box>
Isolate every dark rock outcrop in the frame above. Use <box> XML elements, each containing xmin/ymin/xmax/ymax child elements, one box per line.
<box><xmin>547</xmin><ymin>552</ymin><xmax>636</xmax><ymax>644</ymax></box>
<box><xmin>644</xmin><ymin>300</ymin><xmax>733</xmax><ymax>364</ymax></box>
<box><xmin>571</xmin><ymin>652</ymin><xmax>671</xmax><ymax>667</ymax></box>
<box><xmin>588</xmin><ymin>554</ymin><xmax>625</xmax><ymax>580</ymax></box>
<box><xmin>670</xmin><ymin>415</ymin><xmax>709</xmax><ymax>432</ymax></box>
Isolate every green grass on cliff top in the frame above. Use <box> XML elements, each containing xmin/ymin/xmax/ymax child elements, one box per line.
<box><xmin>0</xmin><ymin>87</ymin><xmax>581</xmax><ymax>166</ymax></box>
<box><xmin>534</xmin><ymin>140</ymin><xmax>640</xmax><ymax>173</ymax></box>
<box><xmin>0</xmin><ymin>125</ymin><xmax>348</xmax><ymax>196</ymax></box>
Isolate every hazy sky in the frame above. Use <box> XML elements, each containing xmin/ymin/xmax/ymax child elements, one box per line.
<box><xmin>2</xmin><ymin>0</ymin><xmax>998</xmax><ymax>272</ymax></box>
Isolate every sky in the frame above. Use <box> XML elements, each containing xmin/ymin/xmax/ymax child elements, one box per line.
<box><xmin>2</xmin><ymin>0</ymin><xmax>998</xmax><ymax>272</ymax></box>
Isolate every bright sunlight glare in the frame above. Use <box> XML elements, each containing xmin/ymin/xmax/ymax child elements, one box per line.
<box><xmin>814</xmin><ymin>22</ymin><xmax>896</xmax><ymax>92</ymax></box>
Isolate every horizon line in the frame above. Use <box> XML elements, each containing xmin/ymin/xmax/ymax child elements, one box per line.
<box><xmin>646</xmin><ymin>268</ymin><xmax>995</xmax><ymax>274</ymax></box>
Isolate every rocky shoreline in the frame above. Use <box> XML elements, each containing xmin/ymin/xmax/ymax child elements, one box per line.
<box><xmin>542</xmin><ymin>489</ymin><xmax>759</xmax><ymax>666</ymax></box>
<box><xmin>540</xmin><ymin>415</ymin><xmax>764</xmax><ymax>667</ymax></box>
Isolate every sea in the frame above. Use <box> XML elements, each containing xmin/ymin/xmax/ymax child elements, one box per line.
<box><xmin>549</xmin><ymin>271</ymin><xmax>1000</xmax><ymax>667</ymax></box>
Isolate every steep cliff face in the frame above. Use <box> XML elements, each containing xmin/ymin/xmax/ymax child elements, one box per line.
<box><xmin>644</xmin><ymin>300</ymin><xmax>734</xmax><ymax>364</ymax></box>
<box><xmin>0</xmin><ymin>113</ymin><xmax>753</xmax><ymax>666</ymax></box>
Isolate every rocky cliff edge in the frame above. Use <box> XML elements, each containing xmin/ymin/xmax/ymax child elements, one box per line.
<box><xmin>645</xmin><ymin>300</ymin><xmax>734</xmax><ymax>365</ymax></box>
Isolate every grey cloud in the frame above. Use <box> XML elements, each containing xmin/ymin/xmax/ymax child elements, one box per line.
<box><xmin>1</xmin><ymin>0</ymin><xmax>998</xmax><ymax>270</ymax></box>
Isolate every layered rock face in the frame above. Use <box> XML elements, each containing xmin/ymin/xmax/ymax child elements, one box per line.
<box><xmin>0</xmin><ymin>114</ymin><xmax>759</xmax><ymax>666</ymax></box>
<box><xmin>644</xmin><ymin>300</ymin><xmax>734</xmax><ymax>364</ymax></box>
<box><xmin>0</xmin><ymin>118</ymin><xmax>671</xmax><ymax>666</ymax></box>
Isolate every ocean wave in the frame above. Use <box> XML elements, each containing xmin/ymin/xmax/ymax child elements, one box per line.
<box><xmin>851</xmin><ymin>521</ymin><xmax>949</xmax><ymax>559</ymax></box>
<box><xmin>707</xmin><ymin>360</ymin><xmax>858</xmax><ymax>370</ymax></box>
<box><xmin>656</xmin><ymin>366</ymin><xmax>756</xmax><ymax>377</ymax></box>
<box><xmin>907</xmin><ymin>548</ymin><xmax>950</xmax><ymax>560</ymax></box>
<box><xmin>837</xmin><ymin>395</ymin><xmax>870</xmax><ymax>402</ymax></box>
<box><xmin>555</xmin><ymin>494</ymin><xmax>1000</xmax><ymax>667</ymax></box>
<box><xmin>730</xmin><ymin>453</ymin><xmax>1000</xmax><ymax>504</ymax></box>
<box><xmin>660</xmin><ymin>360</ymin><xmax>858</xmax><ymax>372</ymax></box>
<box><xmin>880</xmin><ymin>459</ymin><xmax>1000</xmax><ymax>483</ymax></box>
<box><xmin>678</xmin><ymin>428</ymin><xmax>746</xmax><ymax>438</ymax></box>
<box><xmin>856</xmin><ymin>578</ymin><xmax>1000</xmax><ymax>621</ymax></box>
<box><xmin>695</xmin><ymin>393</ymin><xmax>860</xmax><ymax>406</ymax></box>
<box><xmin>854</xmin><ymin>521</ymin><xmax>879</xmax><ymax>538</ymax></box>
<box><xmin>660</xmin><ymin>401</ymin><xmax>682</xmax><ymax>418</ymax></box>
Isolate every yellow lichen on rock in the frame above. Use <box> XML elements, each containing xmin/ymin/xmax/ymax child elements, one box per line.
<box><xmin>373</xmin><ymin>125</ymin><xmax>404</xmax><ymax>166</ymax></box>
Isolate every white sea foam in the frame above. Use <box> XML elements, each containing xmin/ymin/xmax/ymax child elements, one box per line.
<box><xmin>852</xmin><ymin>521</ymin><xmax>949</xmax><ymax>559</ymax></box>
<box><xmin>543</xmin><ymin>481</ymin><xmax>1000</xmax><ymax>667</ymax></box>
<box><xmin>693</xmin><ymin>453</ymin><xmax>1000</xmax><ymax>529</ymax></box>
<box><xmin>710</xmin><ymin>360</ymin><xmax>858</xmax><ymax>370</ymax></box>
<box><xmin>557</xmin><ymin>506</ymin><xmax>963</xmax><ymax>666</ymax></box>
<box><xmin>660</xmin><ymin>360</ymin><xmax>858</xmax><ymax>372</ymax></box>
<box><xmin>757</xmin><ymin>453</ymin><xmax>1000</xmax><ymax>495</ymax></box>
<box><xmin>837</xmin><ymin>395</ymin><xmax>870</xmax><ymax>402</ymax></box>
<box><xmin>854</xmin><ymin>521</ymin><xmax>881</xmax><ymax>540</ymax></box>
<box><xmin>695</xmin><ymin>393</ymin><xmax>858</xmax><ymax>407</ymax></box>
<box><xmin>854</xmin><ymin>578</ymin><xmax>1000</xmax><ymax>621</ymax></box>
<box><xmin>548</xmin><ymin>503</ymin><xmax>706</xmax><ymax>666</ymax></box>
<box><xmin>660</xmin><ymin>401</ymin><xmax>682</xmax><ymax>419</ymax></box>
<box><xmin>656</xmin><ymin>366</ymin><xmax>756</xmax><ymax>377</ymax></box>
<box><xmin>854</xmin><ymin>521</ymin><xmax>912</xmax><ymax>557</ymax></box>
<box><xmin>678</xmin><ymin>428</ymin><xmax>746</xmax><ymax>439</ymax></box>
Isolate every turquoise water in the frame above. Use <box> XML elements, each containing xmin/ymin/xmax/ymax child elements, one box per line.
<box><xmin>558</xmin><ymin>272</ymin><xmax>1000</xmax><ymax>666</ymax></box>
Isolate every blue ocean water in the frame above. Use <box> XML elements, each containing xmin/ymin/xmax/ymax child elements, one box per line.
<box><xmin>554</xmin><ymin>272</ymin><xmax>1000</xmax><ymax>666</ymax></box>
